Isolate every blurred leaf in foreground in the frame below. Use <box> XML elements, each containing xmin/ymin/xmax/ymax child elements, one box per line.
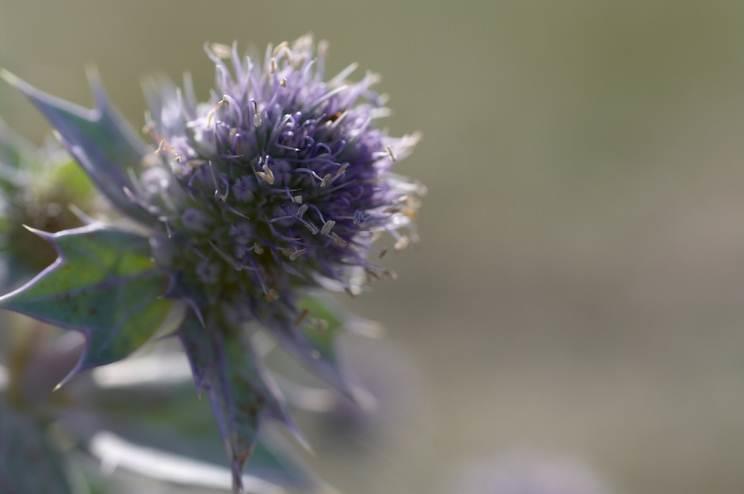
<box><xmin>0</xmin><ymin>403</ymin><xmax>73</xmax><ymax>494</ymax></box>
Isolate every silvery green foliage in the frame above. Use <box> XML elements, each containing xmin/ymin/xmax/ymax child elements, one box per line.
<box><xmin>0</xmin><ymin>35</ymin><xmax>422</xmax><ymax>493</ymax></box>
<box><xmin>2</xmin><ymin>226</ymin><xmax>173</xmax><ymax>380</ymax></box>
<box><xmin>0</xmin><ymin>339</ymin><xmax>323</xmax><ymax>494</ymax></box>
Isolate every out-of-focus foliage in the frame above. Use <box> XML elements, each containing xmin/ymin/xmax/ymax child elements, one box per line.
<box><xmin>0</xmin><ymin>118</ymin><xmax>92</xmax><ymax>283</ymax></box>
<box><xmin>0</xmin><ymin>328</ymin><xmax>327</xmax><ymax>493</ymax></box>
<box><xmin>0</xmin><ymin>403</ymin><xmax>73</xmax><ymax>493</ymax></box>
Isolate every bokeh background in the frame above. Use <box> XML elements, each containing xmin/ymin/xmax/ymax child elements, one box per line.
<box><xmin>3</xmin><ymin>1</ymin><xmax>744</xmax><ymax>493</ymax></box>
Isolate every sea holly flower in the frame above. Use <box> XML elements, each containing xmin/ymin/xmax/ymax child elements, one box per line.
<box><xmin>0</xmin><ymin>35</ymin><xmax>423</xmax><ymax>492</ymax></box>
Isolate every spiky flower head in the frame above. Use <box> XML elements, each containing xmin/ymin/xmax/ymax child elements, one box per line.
<box><xmin>140</xmin><ymin>36</ymin><xmax>422</xmax><ymax>330</ymax></box>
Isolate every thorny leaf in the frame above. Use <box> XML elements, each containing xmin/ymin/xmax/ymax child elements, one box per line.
<box><xmin>0</xmin><ymin>224</ymin><xmax>175</xmax><ymax>385</ymax></box>
<box><xmin>1</xmin><ymin>70</ymin><xmax>157</xmax><ymax>225</ymax></box>
<box><xmin>81</xmin><ymin>350</ymin><xmax>324</xmax><ymax>491</ymax></box>
<box><xmin>179</xmin><ymin>313</ymin><xmax>298</xmax><ymax>494</ymax></box>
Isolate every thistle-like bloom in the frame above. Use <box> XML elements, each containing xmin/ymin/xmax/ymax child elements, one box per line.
<box><xmin>0</xmin><ymin>35</ymin><xmax>422</xmax><ymax>493</ymax></box>
<box><xmin>140</xmin><ymin>36</ymin><xmax>422</xmax><ymax>364</ymax></box>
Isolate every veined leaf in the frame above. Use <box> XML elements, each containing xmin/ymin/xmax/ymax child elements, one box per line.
<box><xmin>0</xmin><ymin>224</ymin><xmax>174</xmax><ymax>382</ymax></box>
<box><xmin>179</xmin><ymin>313</ymin><xmax>298</xmax><ymax>494</ymax></box>
<box><xmin>1</xmin><ymin>70</ymin><xmax>157</xmax><ymax>225</ymax></box>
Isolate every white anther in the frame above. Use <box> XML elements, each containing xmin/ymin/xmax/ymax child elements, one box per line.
<box><xmin>280</xmin><ymin>247</ymin><xmax>306</xmax><ymax>261</ymax></box>
<box><xmin>280</xmin><ymin>78</ymin><xmax>287</xmax><ymax>87</ymax></box>
<box><xmin>292</xmin><ymin>195</ymin><xmax>303</xmax><ymax>204</ymax></box>
<box><xmin>334</xmin><ymin>163</ymin><xmax>349</xmax><ymax>179</ymax></box>
<box><xmin>252</xmin><ymin>243</ymin><xmax>264</xmax><ymax>255</ymax></box>
<box><xmin>205</xmin><ymin>98</ymin><xmax>226</xmax><ymax>127</ymax></box>
<box><xmin>270</xmin><ymin>58</ymin><xmax>278</xmax><ymax>74</ymax></box>
<box><xmin>321</xmin><ymin>220</ymin><xmax>336</xmax><ymax>236</ymax></box>
<box><xmin>296</xmin><ymin>204</ymin><xmax>309</xmax><ymax>217</ymax></box>
<box><xmin>319</xmin><ymin>173</ymin><xmax>333</xmax><ymax>188</ymax></box>
<box><xmin>210</xmin><ymin>43</ymin><xmax>232</xmax><ymax>58</ymax></box>
<box><xmin>256</xmin><ymin>164</ymin><xmax>275</xmax><ymax>185</ymax></box>
<box><xmin>273</xmin><ymin>41</ymin><xmax>289</xmax><ymax>57</ymax></box>
<box><xmin>251</xmin><ymin>100</ymin><xmax>262</xmax><ymax>127</ymax></box>
<box><xmin>394</xmin><ymin>236</ymin><xmax>410</xmax><ymax>250</ymax></box>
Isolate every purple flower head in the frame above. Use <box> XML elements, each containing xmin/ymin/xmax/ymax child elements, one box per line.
<box><xmin>143</xmin><ymin>35</ymin><xmax>423</xmax><ymax>334</ymax></box>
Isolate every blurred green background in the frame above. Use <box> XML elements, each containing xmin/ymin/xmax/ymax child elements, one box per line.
<box><xmin>4</xmin><ymin>1</ymin><xmax>744</xmax><ymax>493</ymax></box>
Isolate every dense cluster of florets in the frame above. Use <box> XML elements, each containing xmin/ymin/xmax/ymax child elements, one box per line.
<box><xmin>140</xmin><ymin>36</ymin><xmax>423</xmax><ymax>325</ymax></box>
